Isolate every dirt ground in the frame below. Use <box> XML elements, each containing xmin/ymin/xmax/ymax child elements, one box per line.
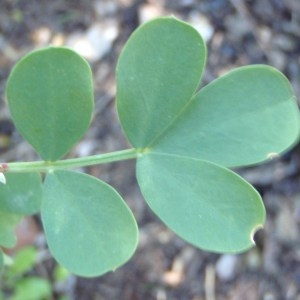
<box><xmin>1</xmin><ymin>0</ymin><xmax>300</xmax><ymax>299</ymax></box>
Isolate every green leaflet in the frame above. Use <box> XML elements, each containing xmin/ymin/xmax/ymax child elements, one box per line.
<box><xmin>42</xmin><ymin>170</ymin><xmax>138</xmax><ymax>277</ymax></box>
<box><xmin>151</xmin><ymin>65</ymin><xmax>300</xmax><ymax>167</ymax></box>
<box><xmin>7</xmin><ymin>246</ymin><xmax>38</xmax><ymax>277</ymax></box>
<box><xmin>6</xmin><ymin>47</ymin><xmax>93</xmax><ymax>161</ymax></box>
<box><xmin>137</xmin><ymin>153</ymin><xmax>265</xmax><ymax>253</ymax></box>
<box><xmin>0</xmin><ymin>173</ymin><xmax>42</xmax><ymax>215</ymax></box>
<box><xmin>10</xmin><ymin>277</ymin><xmax>52</xmax><ymax>300</ymax></box>
<box><xmin>117</xmin><ymin>16</ymin><xmax>206</xmax><ymax>147</ymax></box>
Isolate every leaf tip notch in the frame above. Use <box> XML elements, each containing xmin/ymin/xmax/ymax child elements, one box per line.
<box><xmin>250</xmin><ymin>224</ymin><xmax>264</xmax><ymax>246</ymax></box>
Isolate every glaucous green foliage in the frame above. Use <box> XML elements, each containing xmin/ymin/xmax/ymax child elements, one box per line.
<box><xmin>0</xmin><ymin>17</ymin><xmax>299</xmax><ymax>277</ymax></box>
<box><xmin>6</xmin><ymin>47</ymin><xmax>94</xmax><ymax>161</ymax></box>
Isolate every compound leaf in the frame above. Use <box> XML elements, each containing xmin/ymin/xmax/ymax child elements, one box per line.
<box><xmin>151</xmin><ymin>65</ymin><xmax>300</xmax><ymax>167</ymax></box>
<box><xmin>42</xmin><ymin>170</ymin><xmax>138</xmax><ymax>277</ymax></box>
<box><xmin>6</xmin><ymin>47</ymin><xmax>93</xmax><ymax>161</ymax></box>
<box><xmin>137</xmin><ymin>153</ymin><xmax>265</xmax><ymax>253</ymax></box>
<box><xmin>117</xmin><ymin>16</ymin><xmax>206</xmax><ymax>147</ymax></box>
<box><xmin>0</xmin><ymin>173</ymin><xmax>42</xmax><ymax>215</ymax></box>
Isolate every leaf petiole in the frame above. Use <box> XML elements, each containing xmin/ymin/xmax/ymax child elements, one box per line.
<box><xmin>4</xmin><ymin>148</ymin><xmax>140</xmax><ymax>173</ymax></box>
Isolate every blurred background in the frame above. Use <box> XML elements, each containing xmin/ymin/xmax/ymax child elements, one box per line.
<box><xmin>0</xmin><ymin>0</ymin><xmax>300</xmax><ymax>299</ymax></box>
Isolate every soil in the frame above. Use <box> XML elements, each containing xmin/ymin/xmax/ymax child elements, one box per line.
<box><xmin>1</xmin><ymin>0</ymin><xmax>300</xmax><ymax>299</ymax></box>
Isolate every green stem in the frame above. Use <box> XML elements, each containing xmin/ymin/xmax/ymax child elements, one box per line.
<box><xmin>5</xmin><ymin>148</ymin><xmax>140</xmax><ymax>173</ymax></box>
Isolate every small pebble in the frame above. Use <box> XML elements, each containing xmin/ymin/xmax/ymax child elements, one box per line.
<box><xmin>138</xmin><ymin>3</ymin><xmax>165</xmax><ymax>24</ymax></box>
<box><xmin>188</xmin><ymin>11</ymin><xmax>214</xmax><ymax>42</ymax></box>
<box><xmin>67</xmin><ymin>22</ymin><xmax>118</xmax><ymax>62</ymax></box>
<box><xmin>216</xmin><ymin>254</ymin><xmax>239</xmax><ymax>281</ymax></box>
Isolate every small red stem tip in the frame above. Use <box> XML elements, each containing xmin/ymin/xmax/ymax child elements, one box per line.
<box><xmin>0</xmin><ymin>163</ymin><xmax>9</xmax><ymax>172</ymax></box>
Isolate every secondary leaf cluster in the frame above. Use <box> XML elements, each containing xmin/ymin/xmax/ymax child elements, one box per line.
<box><xmin>0</xmin><ymin>17</ymin><xmax>299</xmax><ymax>277</ymax></box>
